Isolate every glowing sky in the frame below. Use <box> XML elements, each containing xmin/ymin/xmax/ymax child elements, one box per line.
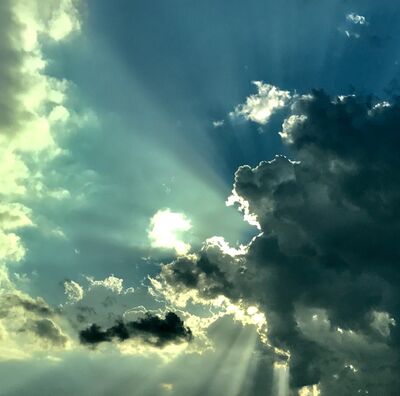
<box><xmin>1</xmin><ymin>1</ymin><xmax>400</xmax><ymax>395</ymax></box>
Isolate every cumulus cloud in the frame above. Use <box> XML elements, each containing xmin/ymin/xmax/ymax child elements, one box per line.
<box><xmin>64</xmin><ymin>280</ymin><xmax>84</xmax><ymax>303</ymax></box>
<box><xmin>86</xmin><ymin>275</ymin><xmax>126</xmax><ymax>295</ymax></box>
<box><xmin>0</xmin><ymin>0</ymin><xmax>81</xmax><ymax>361</ymax></box>
<box><xmin>0</xmin><ymin>0</ymin><xmax>81</xmax><ymax>271</ymax></box>
<box><xmin>230</xmin><ymin>81</ymin><xmax>291</xmax><ymax>124</ymax></box>
<box><xmin>155</xmin><ymin>89</ymin><xmax>400</xmax><ymax>394</ymax></box>
<box><xmin>0</xmin><ymin>0</ymin><xmax>80</xmax><ymax>148</ymax></box>
<box><xmin>0</xmin><ymin>292</ymin><xmax>69</xmax><ymax>359</ymax></box>
<box><xmin>0</xmin><ymin>201</ymin><xmax>34</xmax><ymax>265</ymax></box>
<box><xmin>79</xmin><ymin>312</ymin><xmax>192</xmax><ymax>347</ymax></box>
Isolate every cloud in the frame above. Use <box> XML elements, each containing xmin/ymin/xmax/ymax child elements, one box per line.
<box><xmin>346</xmin><ymin>13</ymin><xmax>367</xmax><ymax>25</ymax></box>
<box><xmin>212</xmin><ymin>120</ymin><xmax>225</xmax><ymax>128</ymax></box>
<box><xmin>0</xmin><ymin>292</ymin><xmax>70</xmax><ymax>358</ymax></box>
<box><xmin>0</xmin><ymin>0</ymin><xmax>80</xmax><ymax>148</ymax></box>
<box><xmin>61</xmin><ymin>274</ymin><xmax>143</xmax><ymax>335</ymax></box>
<box><xmin>340</xmin><ymin>12</ymin><xmax>369</xmax><ymax>41</ymax></box>
<box><xmin>79</xmin><ymin>311</ymin><xmax>193</xmax><ymax>347</ymax></box>
<box><xmin>0</xmin><ymin>0</ymin><xmax>81</xmax><ymax>271</ymax></box>
<box><xmin>0</xmin><ymin>293</ymin><xmax>54</xmax><ymax>317</ymax></box>
<box><xmin>0</xmin><ymin>315</ymin><xmax>274</xmax><ymax>396</ymax></box>
<box><xmin>155</xmin><ymin>89</ymin><xmax>400</xmax><ymax>393</ymax></box>
<box><xmin>230</xmin><ymin>81</ymin><xmax>291</xmax><ymax>125</ymax></box>
<box><xmin>342</xmin><ymin>30</ymin><xmax>360</xmax><ymax>39</ymax></box>
<box><xmin>86</xmin><ymin>275</ymin><xmax>126</xmax><ymax>295</ymax></box>
<box><xmin>0</xmin><ymin>0</ymin><xmax>81</xmax><ymax>361</ymax></box>
<box><xmin>64</xmin><ymin>280</ymin><xmax>84</xmax><ymax>303</ymax></box>
<box><xmin>28</xmin><ymin>318</ymin><xmax>68</xmax><ymax>347</ymax></box>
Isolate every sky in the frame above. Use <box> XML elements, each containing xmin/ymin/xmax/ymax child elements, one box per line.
<box><xmin>1</xmin><ymin>0</ymin><xmax>400</xmax><ymax>395</ymax></box>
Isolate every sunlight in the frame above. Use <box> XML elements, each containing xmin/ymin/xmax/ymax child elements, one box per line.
<box><xmin>148</xmin><ymin>209</ymin><xmax>192</xmax><ymax>255</ymax></box>
<box><xmin>298</xmin><ymin>384</ymin><xmax>321</xmax><ymax>396</ymax></box>
<box><xmin>272</xmin><ymin>362</ymin><xmax>290</xmax><ymax>396</ymax></box>
<box><xmin>196</xmin><ymin>324</ymin><xmax>259</xmax><ymax>396</ymax></box>
<box><xmin>224</xmin><ymin>328</ymin><xmax>258</xmax><ymax>396</ymax></box>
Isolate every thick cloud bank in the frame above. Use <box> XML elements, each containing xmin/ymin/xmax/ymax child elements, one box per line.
<box><xmin>157</xmin><ymin>91</ymin><xmax>400</xmax><ymax>395</ymax></box>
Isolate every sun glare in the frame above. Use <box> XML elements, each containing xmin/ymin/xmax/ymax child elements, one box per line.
<box><xmin>148</xmin><ymin>209</ymin><xmax>192</xmax><ymax>255</ymax></box>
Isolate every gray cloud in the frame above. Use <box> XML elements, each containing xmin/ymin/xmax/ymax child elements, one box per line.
<box><xmin>79</xmin><ymin>311</ymin><xmax>193</xmax><ymax>347</ymax></box>
<box><xmin>0</xmin><ymin>293</ymin><xmax>54</xmax><ymax>318</ymax></box>
<box><xmin>157</xmin><ymin>91</ymin><xmax>400</xmax><ymax>394</ymax></box>
<box><xmin>28</xmin><ymin>318</ymin><xmax>68</xmax><ymax>347</ymax></box>
<box><xmin>0</xmin><ymin>0</ymin><xmax>29</xmax><ymax>138</ymax></box>
<box><xmin>0</xmin><ymin>292</ymin><xmax>70</xmax><ymax>351</ymax></box>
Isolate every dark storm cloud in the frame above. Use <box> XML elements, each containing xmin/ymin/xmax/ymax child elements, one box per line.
<box><xmin>162</xmin><ymin>253</ymin><xmax>237</xmax><ymax>299</ymax></box>
<box><xmin>80</xmin><ymin>311</ymin><xmax>192</xmax><ymax>347</ymax></box>
<box><xmin>158</xmin><ymin>91</ymin><xmax>400</xmax><ymax>393</ymax></box>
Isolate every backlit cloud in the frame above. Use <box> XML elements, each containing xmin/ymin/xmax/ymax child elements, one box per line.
<box><xmin>156</xmin><ymin>89</ymin><xmax>400</xmax><ymax>394</ymax></box>
<box><xmin>230</xmin><ymin>81</ymin><xmax>291</xmax><ymax>125</ymax></box>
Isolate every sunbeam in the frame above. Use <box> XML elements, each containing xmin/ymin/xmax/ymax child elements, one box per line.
<box><xmin>272</xmin><ymin>363</ymin><xmax>290</xmax><ymax>396</ymax></box>
<box><xmin>192</xmin><ymin>321</ymin><xmax>259</xmax><ymax>396</ymax></box>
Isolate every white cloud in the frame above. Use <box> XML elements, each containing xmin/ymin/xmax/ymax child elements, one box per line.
<box><xmin>0</xmin><ymin>0</ymin><xmax>81</xmax><ymax>270</ymax></box>
<box><xmin>64</xmin><ymin>280</ymin><xmax>84</xmax><ymax>303</ymax></box>
<box><xmin>86</xmin><ymin>275</ymin><xmax>126</xmax><ymax>295</ymax></box>
<box><xmin>226</xmin><ymin>188</ymin><xmax>261</xmax><ymax>230</ymax></box>
<box><xmin>148</xmin><ymin>209</ymin><xmax>192</xmax><ymax>255</ymax></box>
<box><xmin>279</xmin><ymin>114</ymin><xmax>308</xmax><ymax>143</ymax></box>
<box><xmin>0</xmin><ymin>0</ymin><xmax>81</xmax><ymax>361</ymax></box>
<box><xmin>0</xmin><ymin>201</ymin><xmax>33</xmax><ymax>264</ymax></box>
<box><xmin>212</xmin><ymin>120</ymin><xmax>224</xmax><ymax>128</ymax></box>
<box><xmin>346</xmin><ymin>13</ymin><xmax>367</xmax><ymax>25</ymax></box>
<box><xmin>204</xmin><ymin>236</ymin><xmax>247</xmax><ymax>257</ymax></box>
<box><xmin>230</xmin><ymin>81</ymin><xmax>291</xmax><ymax>125</ymax></box>
<box><xmin>0</xmin><ymin>0</ymin><xmax>81</xmax><ymax>202</ymax></box>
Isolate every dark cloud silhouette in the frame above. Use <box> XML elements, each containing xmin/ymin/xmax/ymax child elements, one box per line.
<box><xmin>158</xmin><ymin>91</ymin><xmax>400</xmax><ymax>394</ymax></box>
<box><xmin>80</xmin><ymin>311</ymin><xmax>192</xmax><ymax>347</ymax></box>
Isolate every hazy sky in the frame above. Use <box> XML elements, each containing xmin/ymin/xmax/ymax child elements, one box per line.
<box><xmin>1</xmin><ymin>1</ymin><xmax>400</xmax><ymax>395</ymax></box>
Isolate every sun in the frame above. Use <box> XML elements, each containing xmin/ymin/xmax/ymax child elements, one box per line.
<box><xmin>148</xmin><ymin>209</ymin><xmax>192</xmax><ymax>255</ymax></box>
